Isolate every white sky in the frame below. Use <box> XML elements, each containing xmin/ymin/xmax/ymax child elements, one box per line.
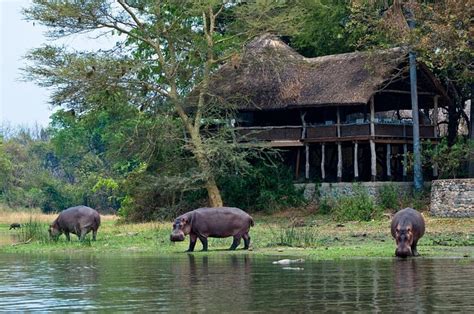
<box><xmin>0</xmin><ymin>0</ymin><xmax>117</xmax><ymax>128</ymax></box>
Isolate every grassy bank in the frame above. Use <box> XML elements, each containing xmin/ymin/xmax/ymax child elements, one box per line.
<box><xmin>1</xmin><ymin>208</ymin><xmax>473</xmax><ymax>259</ymax></box>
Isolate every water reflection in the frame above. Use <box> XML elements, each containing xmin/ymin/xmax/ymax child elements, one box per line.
<box><xmin>0</xmin><ymin>253</ymin><xmax>473</xmax><ymax>311</ymax></box>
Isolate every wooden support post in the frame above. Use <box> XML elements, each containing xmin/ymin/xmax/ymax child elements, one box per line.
<box><xmin>432</xmin><ymin>95</ymin><xmax>439</xmax><ymax>178</ymax></box>
<box><xmin>386</xmin><ymin>143</ymin><xmax>392</xmax><ymax>180</ymax></box>
<box><xmin>403</xmin><ymin>143</ymin><xmax>408</xmax><ymax>181</ymax></box>
<box><xmin>354</xmin><ymin>142</ymin><xmax>359</xmax><ymax>181</ymax></box>
<box><xmin>337</xmin><ymin>143</ymin><xmax>342</xmax><ymax>182</ymax></box>
<box><xmin>295</xmin><ymin>148</ymin><xmax>301</xmax><ymax>179</ymax></box>
<box><xmin>336</xmin><ymin>107</ymin><xmax>342</xmax><ymax>182</ymax></box>
<box><xmin>370</xmin><ymin>96</ymin><xmax>377</xmax><ymax>181</ymax></box>
<box><xmin>321</xmin><ymin>143</ymin><xmax>326</xmax><ymax>181</ymax></box>
<box><xmin>305</xmin><ymin>144</ymin><xmax>310</xmax><ymax>180</ymax></box>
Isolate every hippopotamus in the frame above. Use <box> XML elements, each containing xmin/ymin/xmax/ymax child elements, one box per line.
<box><xmin>170</xmin><ymin>207</ymin><xmax>254</xmax><ymax>252</ymax></box>
<box><xmin>49</xmin><ymin>205</ymin><xmax>101</xmax><ymax>241</ymax></box>
<box><xmin>9</xmin><ymin>223</ymin><xmax>21</xmax><ymax>230</ymax></box>
<box><xmin>391</xmin><ymin>208</ymin><xmax>425</xmax><ymax>258</ymax></box>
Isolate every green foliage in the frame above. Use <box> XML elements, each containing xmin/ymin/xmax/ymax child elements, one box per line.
<box><xmin>378</xmin><ymin>183</ymin><xmax>399</xmax><ymax>211</ymax></box>
<box><xmin>219</xmin><ymin>161</ymin><xmax>307</xmax><ymax>212</ymax></box>
<box><xmin>424</xmin><ymin>137</ymin><xmax>472</xmax><ymax>179</ymax></box>
<box><xmin>321</xmin><ymin>185</ymin><xmax>381</xmax><ymax>222</ymax></box>
<box><xmin>291</xmin><ymin>0</ymin><xmax>354</xmax><ymax>57</ymax></box>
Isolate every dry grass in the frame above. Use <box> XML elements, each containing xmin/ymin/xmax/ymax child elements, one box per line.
<box><xmin>0</xmin><ymin>207</ymin><xmax>117</xmax><ymax>225</ymax></box>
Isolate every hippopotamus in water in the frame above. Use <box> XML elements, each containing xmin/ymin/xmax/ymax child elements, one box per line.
<box><xmin>49</xmin><ymin>205</ymin><xmax>101</xmax><ymax>241</ymax></box>
<box><xmin>391</xmin><ymin>208</ymin><xmax>425</xmax><ymax>258</ymax></box>
<box><xmin>170</xmin><ymin>207</ymin><xmax>254</xmax><ymax>252</ymax></box>
<box><xmin>9</xmin><ymin>223</ymin><xmax>21</xmax><ymax>230</ymax></box>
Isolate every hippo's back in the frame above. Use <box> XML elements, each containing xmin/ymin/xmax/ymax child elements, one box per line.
<box><xmin>391</xmin><ymin>208</ymin><xmax>425</xmax><ymax>237</ymax></box>
<box><xmin>191</xmin><ymin>207</ymin><xmax>253</xmax><ymax>235</ymax></box>
<box><xmin>58</xmin><ymin>206</ymin><xmax>100</xmax><ymax>228</ymax></box>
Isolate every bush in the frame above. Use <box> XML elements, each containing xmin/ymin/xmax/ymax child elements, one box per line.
<box><xmin>219</xmin><ymin>161</ymin><xmax>306</xmax><ymax>212</ymax></box>
<box><xmin>323</xmin><ymin>185</ymin><xmax>382</xmax><ymax>222</ymax></box>
<box><xmin>378</xmin><ymin>184</ymin><xmax>399</xmax><ymax>211</ymax></box>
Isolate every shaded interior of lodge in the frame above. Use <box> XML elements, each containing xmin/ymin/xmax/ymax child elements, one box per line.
<box><xmin>206</xmin><ymin>34</ymin><xmax>449</xmax><ymax>182</ymax></box>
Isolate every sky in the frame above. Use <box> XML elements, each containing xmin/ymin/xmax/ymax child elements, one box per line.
<box><xmin>0</xmin><ymin>0</ymin><xmax>116</xmax><ymax>128</ymax></box>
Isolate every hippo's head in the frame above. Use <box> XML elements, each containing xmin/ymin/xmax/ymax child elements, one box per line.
<box><xmin>170</xmin><ymin>216</ymin><xmax>191</xmax><ymax>242</ymax></box>
<box><xmin>394</xmin><ymin>223</ymin><xmax>414</xmax><ymax>258</ymax></box>
<box><xmin>48</xmin><ymin>223</ymin><xmax>61</xmax><ymax>240</ymax></box>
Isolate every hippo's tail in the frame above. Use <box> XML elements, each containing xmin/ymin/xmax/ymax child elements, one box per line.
<box><xmin>250</xmin><ymin>217</ymin><xmax>254</xmax><ymax>227</ymax></box>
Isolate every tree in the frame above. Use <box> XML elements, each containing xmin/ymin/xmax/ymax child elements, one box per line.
<box><xmin>347</xmin><ymin>0</ymin><xmax>473</xmax><ymax>143</ymax></box>
<box><xmin>23</xmin><ymin>0</ymin><xmax>307</xmax><ymax>208</ymax></box>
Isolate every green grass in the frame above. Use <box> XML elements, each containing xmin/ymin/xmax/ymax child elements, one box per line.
<box><xmin>1</xmin><ymin>212</ymin><xmax>474</xmax><ymax>259</ymax></box>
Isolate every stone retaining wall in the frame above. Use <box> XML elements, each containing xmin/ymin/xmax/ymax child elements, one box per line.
<box><xmin>295</xmin><ymin>181</ymin><xmax>424</xmax><ymax>201</ymax></box>
<box><xmin>430</xmin><ymin>179</ymin><xmax>474</xmax><ymax>217</ymax></box>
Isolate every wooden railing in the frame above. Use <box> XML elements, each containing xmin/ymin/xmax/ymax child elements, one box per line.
<box><xmin>235</xmin><ymin>126</ymin><xmax>302</xmax><ymax>141</ymax></box>
<box><xmin>235</xmin><ymin>123</ymin><xmax>436</xmax><ymax>141</ymax></box>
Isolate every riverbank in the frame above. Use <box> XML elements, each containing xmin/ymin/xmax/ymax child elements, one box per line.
<box><xmin>1</xmin><ymin>209</ymin><xmax>473</xmax><ymax>259</ymax></box>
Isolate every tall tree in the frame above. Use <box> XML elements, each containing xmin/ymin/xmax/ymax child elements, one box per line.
<box><xmin>347</xmin><ymin>0</ymin><xmax>473</xmax><ymax>143</ymax></box>
<box><xmin>23</xmin><ymin>0</ymin><xmax>306</xmax><ymax>207</ymax></box>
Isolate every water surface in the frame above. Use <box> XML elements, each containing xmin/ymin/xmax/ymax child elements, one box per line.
<box><xmin>0</xmin><ymin>252</ymin><xmax>473</xmax><ymax>312</ymax></box>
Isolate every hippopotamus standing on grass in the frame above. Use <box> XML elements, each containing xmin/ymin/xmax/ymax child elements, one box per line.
<box><xmin>49</xmin><ymin>205</ymin><xmax>101</xmax><ymax>241</ymax></box>
<box><xmin>170</xmin><ymin>207</ymin><xmax>254</xmax><ymax>252</ymax></box>
<box><xmin>391</xmin><ymin>208</ymin><xmax>425</xmax><ymax>258</ymax></box>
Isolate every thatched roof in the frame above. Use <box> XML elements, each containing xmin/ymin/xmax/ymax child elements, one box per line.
<box><xmin>207</xmin><ymin>34</ymin><xmax>441</xmax><ymax>110</ymax></box>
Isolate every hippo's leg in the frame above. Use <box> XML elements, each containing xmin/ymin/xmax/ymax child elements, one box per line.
<box><xmin>230</xmin><ymin>236</ymin><xmax>241</xmax><ymax>250</ymax></box>
<box><xmin>92</xmin><ymin>229</ymin><xmax>97</xmax><ymax>241</ymax></box>
<box><xmin>412</xmin><ymin>241</ymin><xmax>420</xmax><ymax>257</ymax></box>
<box><xmin>187</xmin><ymin>233</ymin><xmax>198</xmax><ymax>252</ymax></box>
<box><xmin>64</xmin><ymin>232</ymin><xmax>71</xmax><ymax>241</ymax></box>
<box><xmin>243</xmin><ymin>233</ymin><xmax>251</xmax><ymax>250</ymax></box>
<box><xmin>79</xmin><ymin>228</ymin><xmax>89</xmax><ymax>241</ymax></box>
<box><xmin>199</xmin><ymin>236</ymin><xmax>208</xmax><ymax>251</ymax></box>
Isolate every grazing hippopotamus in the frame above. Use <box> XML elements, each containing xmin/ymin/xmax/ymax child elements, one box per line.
<box><xmin>170</xmin><ymin>207</ymin><xmax>254</xmax><ymax>252</ymax></box>
<box><xmin>49</xmin><ymin>205</ymin><xmax>101</xmax><ymax>241</ymax></box>
<box><xmin>9</xmin><ymin>223</ymin><xmax>21</xmax><ymax>230</ymax></box>
<box><xmin>391</xmin><ymin>208</ymin><xmax>425</xmax><ymax>258</ymax></box>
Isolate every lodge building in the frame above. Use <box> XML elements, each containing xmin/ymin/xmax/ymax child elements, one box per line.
<box><xmin>208</xmin><ymin>34</ymin><xmax>448</xmax><ymax>182</ymax></box>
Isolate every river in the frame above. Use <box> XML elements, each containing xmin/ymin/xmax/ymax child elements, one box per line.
<box><xmin>0</xmin><ymin>252</ymin><xmax>473</xmax><ymax>312</ymax></box>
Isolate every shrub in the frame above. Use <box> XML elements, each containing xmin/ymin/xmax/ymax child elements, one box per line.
<box><xmin>378</xmin><ymin>183</ymin><xmax>399</xmax><ymax>211</ymax></box>
<box><xmin>329</xmin><ymin>185</ymin><xmax>382</xmax><ymax>222</ymax></box>
<box><xmin>220</xmin><ymin>161</ymin><xmax>306</xmax><ymax>212</ymax></box>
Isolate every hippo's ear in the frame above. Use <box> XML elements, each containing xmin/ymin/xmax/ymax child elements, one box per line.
<box><xmin>181</xmin><ymin>217</ymin><xmax>189</xmax><ymax>224</ymax></box>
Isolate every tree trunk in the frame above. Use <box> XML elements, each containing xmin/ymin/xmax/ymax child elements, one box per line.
<box><xmin>205</xmin><ymin>176</ymin><xmax>223</xmax><ymax>207</ymax></box>
<box><xmin>189</xmin><ymin>129</ymin><xmax>223</xmax><ymax>207</ymax></box>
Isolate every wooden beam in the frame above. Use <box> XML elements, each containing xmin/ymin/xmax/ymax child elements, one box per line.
<box><xmin>305</xmin><ymin>144</ymin><xmax>310</xmax><ymax>180</ymax></box>
<box><xmin>337</xmin><ymin>143</ymin><xmax>342</xmax><ymax>182</ymax></box>
<box><xmin>370</xmin><ymin>96</ymin><xmax>377</xmax><ymax>181</ymax></box>
<box><xmin>336</xmin><ymin>107</ymin><xmax>342</xmax><ymax>181</ymax></box>
<box><xmin>300</xmin><ymin>111</ymin><xmax>307</xmax><ymax>139</ymax></box>
<box><xmin>321</xmin><ymin>143</ymin><xmax>326</xmax><ymax>181</ymax></box>
<box><xmin>295</xmin><ymin>148</ymin><xmax>301</xmax><ymax>179</ymax></box>
<box><xmin>386</xmin><ymin>143</ymin><xmax>392</xmax><ymax>180</ymax></box>
<box><xmin>403</xmin><ymin>143</ymin><xmax>408</xmax><ymax>181</ymax></box>
<box><xmin>354</xmin><ymin>142</ymin><xmax>359</xmax><ymax>181</ymax></box>
<box><xmin>378</xmin><ymin>89</ymin><xmax>436</xmax><ymax>96</ymax></box>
